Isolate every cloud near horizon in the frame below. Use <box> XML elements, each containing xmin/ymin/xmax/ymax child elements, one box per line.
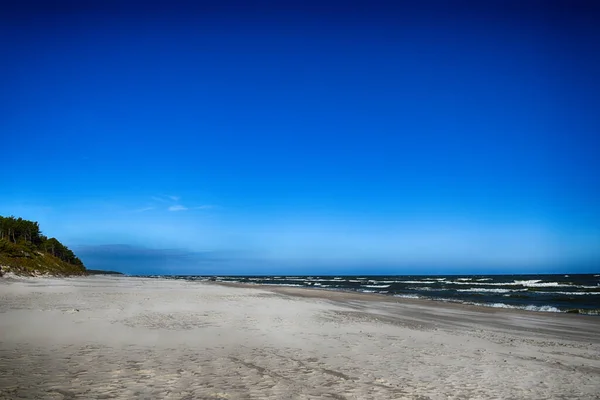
<box><xmin>144</xmin><ymin>195</ymin><xmax>216</xmax><ymax>212</ymax></box>
<box><xmin>73</xmin><ymin>244</ymin><xmax>235</xmax><ymax>275</ymax></box>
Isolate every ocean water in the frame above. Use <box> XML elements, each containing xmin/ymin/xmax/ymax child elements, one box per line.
<box><xmin>145</xmin><ymin>274</ymin><xmax>600</xmax><ymax>315</ymax></box>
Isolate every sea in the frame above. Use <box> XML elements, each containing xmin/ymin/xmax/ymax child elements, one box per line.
<box><xmin>144</xmin><ymin>273</ymin><xmax>600</xmax><ymax>315</ymax></box>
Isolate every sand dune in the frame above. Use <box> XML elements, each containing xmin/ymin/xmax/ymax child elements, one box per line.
<box><xmin>1</xmin><ymin>276</ymin><xmax>599</xmax><ymax>399</ymax></box>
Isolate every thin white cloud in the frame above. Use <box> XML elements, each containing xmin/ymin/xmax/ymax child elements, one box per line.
<box><xmin>193</xmin><ymin>205</ymin><xmax>217</xmax><ymax>210</ymax></box>
<box><xmin>152</xmin><ymin>195</ymin><xmax>181</xmax><ymax>202</ymax></box>
<box><xmin>134</xmin><ymin>207</ymin><xmax>155</xmax><ymax>213</ymax></box>
<box><xmin>149</xmin><ymin>195</ymin><xmax>216</xmax><ymax>212</ymax></box>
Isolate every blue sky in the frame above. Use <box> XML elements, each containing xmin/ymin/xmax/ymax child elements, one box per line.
<box><xmin>1</xmin><ymin>1</ymin><xmax>599</xmax><ymax>275</ymax></box>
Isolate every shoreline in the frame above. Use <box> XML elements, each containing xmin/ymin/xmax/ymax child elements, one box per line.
<box><xmin>137</xmin><ymin>272</ymin><xmax>600</xmax><ymax>316</ymax></box>
<box><xmin>212</xmin><ymin>279</ymin><xmax>600</xmax><ymax>316</ymax></box>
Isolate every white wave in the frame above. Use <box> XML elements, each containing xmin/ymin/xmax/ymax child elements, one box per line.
<box><xmin>534</xmin><ymin>291</ymin><xmax>600</xmax><ymax>296</ymax></box>
<box><xmin>513</xmin><ymin>279</ymin><xmax>541</xmax><ymax>285</ymax></box>
<box><xmin>469</xmin><ymin>302</ymin><xmax>561</xmax><ymax>313</ymax></box>
<box><xmin>524</xmin><ymin>305</ymin><xmax>561</xmax><ymax>312</ymax></box>
<box><xmin>393</xmin><ymin>294</ymin><xmax>421</xmax><ymax>299</ymax></box>
<box><xmin>446</xmin><ymin>281</ymin><xmax>509</xmax><ymax>286</ymax></box>
<box><xmin>457</xmin><ymin>288</ymin><xmax>519</xmax><ymax>294</ymax></box>
<box><xmin>486</xmin><ymin>303</ymin><xmax>515</xmax><ymax>309</ymax></box>
<box><xmin>444</xmin><ymin>280</ymin><xmax>571</xmax><ymax>287</ymax></box>
<box><xmin>456</xmin><ymin>278</ymin><xmax>472</xmax><ymax>281</ymax></box>
<box><xmin>476</xmin><ymin>278</ymin><xmax>493</xmax><ymax>281</ymax></box>
<box><xmin>360</xmin><ymin>290</ymin><xmax>377</xmax><ymax>293</ymax></box>
<box><xmin>513</xmin><ymin>280</ymin><xmax>569</xmax><ymax>287</ymax></box>
<box><xmin>398</xmin><ymin>280</ymin><xmax>432</xmax><ymax>284</ymax></box>
<box><xmin>348</xmin><ymin>280</ymin><xmax>363</xmax><ymax>283</ymax></box>
<box><xmin>363</xmin><ymin>285</ymin><xmax>390</xmax><ymax>289</ymax></box>
<box><xmin>267</xmin><ymin>283</ymin><xmax>304</xmax><ymax>287</ymax></box>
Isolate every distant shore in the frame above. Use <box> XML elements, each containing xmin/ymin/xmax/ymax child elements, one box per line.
<box><xmin>86</xmin><ymin>269</ymin><xmax>124</xmax><ymax>275</ymax></box>
<box><xmin>1</xmin><ymin>275</ymin><xmax>599</xmax><ymax>399</ymax></box>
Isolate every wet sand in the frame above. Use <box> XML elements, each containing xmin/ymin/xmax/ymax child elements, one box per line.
<box><xmin>1</xmin><ymin>275</ymin><xmax>599</xmax><ymax>399</ymax></box>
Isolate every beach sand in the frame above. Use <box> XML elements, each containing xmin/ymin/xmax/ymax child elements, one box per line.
<box><xmin>1</xmin><ymin>276</ymin><xmax>599</xmax><ymax>399</ymax></box>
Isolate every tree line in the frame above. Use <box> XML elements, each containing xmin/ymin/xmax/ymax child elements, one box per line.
<box><xmin>0</xmin><ymin>215</ymin><xmax>84</xmax><ymax>267</ymax></box>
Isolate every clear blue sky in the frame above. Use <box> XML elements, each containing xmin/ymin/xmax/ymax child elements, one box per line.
<box><xmin>1</xmin><ymin>1</ymin><xmax>599</xmax><ymax>275</ymax></box>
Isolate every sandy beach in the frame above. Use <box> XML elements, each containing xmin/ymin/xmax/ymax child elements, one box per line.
<box><xmin>1</xmin><ymin>276</ymin><xmax>599</xmax><ymax>399</ymax></box>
